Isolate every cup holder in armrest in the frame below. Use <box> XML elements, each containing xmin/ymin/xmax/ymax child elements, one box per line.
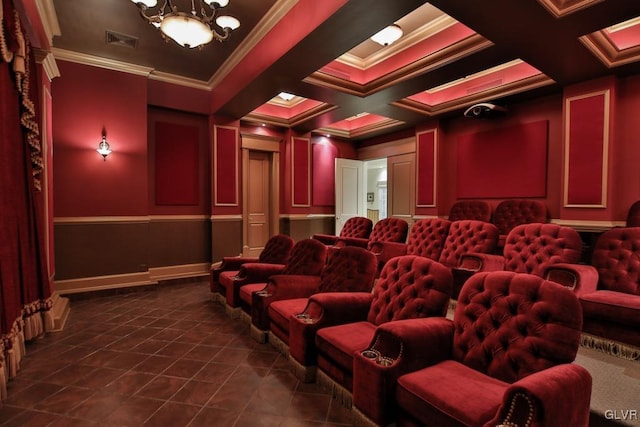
<box><xmin>295</xmin><ymin>313</ymin><xmax>315</xmax><ymax>323</ymax></box>
<box><xmin>361</xmin><ymin>349</ymin><xmax>380</xmax><ymax>360</ymax></box>
<box><xmin>376</xmin><ymin>356</ymin><xmax>394</xmax><ymax>366</ymax></box>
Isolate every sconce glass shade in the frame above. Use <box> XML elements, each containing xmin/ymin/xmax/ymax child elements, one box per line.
<box><xmin>97</xmin><ymin>136</ymin><xmax>112</xmax><ymax>160</ymax></box>
<box><xmin>371</xmin><ymin>24</ymin><xmax>403</xmax><ymax>46</ymax></box>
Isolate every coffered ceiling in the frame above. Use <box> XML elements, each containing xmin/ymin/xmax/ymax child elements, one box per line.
<box><xmin>47</xmin><ymin>0</ymin><xmax>640</xmax><ymax>139</ymax></box>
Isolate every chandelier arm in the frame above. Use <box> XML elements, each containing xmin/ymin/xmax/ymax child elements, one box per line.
<box><xmin>211</xmin><ymin>27</ymin><xmax>231</xmax><ymax>41</ymax></box>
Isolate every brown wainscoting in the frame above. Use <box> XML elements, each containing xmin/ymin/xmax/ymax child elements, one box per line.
<box><xmin>280</xmin><ymin>215</ymin><xmax>334</xmax><ymax>242</ymax></box>
<box><xmin>211</xmin><ymin>215</ymin><xmax>243</xmax><ymax>262</ymax></box>
<box><xmin>149</xmin><ymin>217</ymin><xmax>211</xmax><ymax>268</ymax></box>
<box><xmin>54</xmin><ymin>217</ymin><xmax>150</xmax><ymax>280</ymax></box>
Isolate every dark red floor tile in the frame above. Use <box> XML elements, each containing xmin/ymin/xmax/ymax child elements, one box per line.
<box><xmin>136</xmin><ymin>375</ymin><xmax>188</xmax><ymax>400</ymax></box>
<box><xmin>142</xmin><ymin>401</ymin><xmax>200</xmax><ymax>426</ymax></box>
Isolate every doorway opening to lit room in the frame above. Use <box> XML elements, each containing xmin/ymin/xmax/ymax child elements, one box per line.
<box><xmin>366</xmin><ymin>158</ymin><xmax>387</xmax><ymax>225</ymax></box>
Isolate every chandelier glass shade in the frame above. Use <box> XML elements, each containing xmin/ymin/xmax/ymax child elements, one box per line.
<box><xmin>130</xmin><ymin>0</ymin><xmax>240</xmax><ymax>49</ymax></box>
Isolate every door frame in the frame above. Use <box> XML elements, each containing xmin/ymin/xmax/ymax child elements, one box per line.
<box><xmin>241</xmin><ymin>134</ymin><xmax>280</xmax><ymax>256</ymax></box>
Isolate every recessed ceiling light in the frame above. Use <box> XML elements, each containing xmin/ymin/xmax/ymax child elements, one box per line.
<box><xmin>370</xmin><ymin>24</ymin><xmax>403</xmax><ymax>46</ymax></box>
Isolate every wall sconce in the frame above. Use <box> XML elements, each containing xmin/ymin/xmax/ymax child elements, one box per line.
<box><xmin>97</xmin><ymin>132</ymin><xmax>112</xmax><ymax>161</ymax></box>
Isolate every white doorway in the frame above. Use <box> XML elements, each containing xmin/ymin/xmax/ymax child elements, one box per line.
<box><xmin>366</xmin><ymin>158</ymin><xmax>387</xmax><ymax>225</ymax></box>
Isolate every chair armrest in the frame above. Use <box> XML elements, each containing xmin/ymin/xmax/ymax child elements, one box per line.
<box><xmin>289</xmin><ymin>292</ymin><xmax>373</xmax><ymax>365</ymax></box>
<box><xmin>368</xmin><ymin>241</ymin><xmax>407</xmax><ymax>259</ymax></box>
<box><xmin>237</xmin><ymin>263</ymin><xmax>287</xmax><ymax>283</ymax></box>
<box><xmin>543</xmin><ymin>263</ymin><xmax>599</xmax><ymax>297</ymax></box>
<box><xmin>312</xmin><ymin>233</ymin><xmax>338</xmax><ymax>246</ymax></box>
<box><xmin>459</xmin><ymin>253</ymin><xmax>505</xmax><ymax>272</ymax></box>
<box><xmin>217</xmin><ymin>256</ymin><xmax>259</xmax><ymax>272</ymax></box>
<box><xmin>352</xmin><ymin>318</ymin><xmax>454</xmax><ymax>426</ymax></box>
<box><xmin>211</xmin><ymin>256</ymin><xmax>255</xmax><ymax>284</ymax></box>
<box><xmin>251</xmin><ymin>275</ymin><xmax>322</xmax><ymax>330</ymax></box>
<box><xmin>335</xmin><ymin>236</ymin><xmax>369</xmax><ymax>248</ymax></box>
<box><xmin>487</xmin><ymin>364</ymin><xmax>592</xmax><ymax>427</ymax></box>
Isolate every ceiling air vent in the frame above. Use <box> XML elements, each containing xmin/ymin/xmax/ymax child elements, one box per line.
<box><xmin>105</xmin><ymin>30</ymin><xmax>138</xmax><ymax>49</ymax></box>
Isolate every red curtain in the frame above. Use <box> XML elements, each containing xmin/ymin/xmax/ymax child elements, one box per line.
<box><xmin>0</xmin><ymin>0</ymin><xmax>52</xmax><ymax>389</ymax></box>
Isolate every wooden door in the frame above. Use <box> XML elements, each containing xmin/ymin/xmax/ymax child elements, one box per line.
<box><xmin>245</xmin><ymin>151</ymin><xmax>271</xmax><ymax>257</ymax></box>
<box><xmin>388</xmin><ymin>153</ymin><xmax>415</xmax><ymax>226</ymax></box>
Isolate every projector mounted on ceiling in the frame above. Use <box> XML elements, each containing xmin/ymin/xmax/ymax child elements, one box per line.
<box><xmin>463</xmin><ymin>102</ymin><xmax>508</xmax><ymax>119</ymax></box>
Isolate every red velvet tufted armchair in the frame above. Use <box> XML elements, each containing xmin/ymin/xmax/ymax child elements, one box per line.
<box><xmin>266</xmin><ymin>246</ymin><xmax>377</xmax><ymax>356</ymax></box>
<box><xmin>369</xmin><ymin>218</ymin><xmax>452</xmax><ymax>274</ymax></box>
<box><xmin>335</xmin><ymin>217</ymin><xmax>409</xmax><ymax>250</ymax></box>
<box><xmin>545</xmin><ymin>227</ymin><xmax>640</xmax><ymax>349</ymax></box>
<box><xmin>210</xmin><ymin>234</ymin><xmax>294</xmax><ymax>300</ymax></box>
<box><xmin>437</xmin><ymin>220</ymin><xmax>499</xmax><ymax>272</ymax></box>
<box><xmin>291</xmin><ymin>256</ymin><xmax>451</xmax><ymax>395</ymax></box>
<box><xmin>448</xmin><ymin>200</ymin><xmax>492</xmax><ymax>222</ymax></box>
<box><xmin>351</xmin><ymin>271</ymin><xmax>591</xmax><ymax>427</ymax></box>
<box><xmin>452</xmin><ymin>223</ymin><xmax>582</xmax><ymax>299</ymax></box>
<box><xmin>236</xmin><ymin>238</ymin><xmax>328</xmax><ymax>340</ymax></box>
<box><xmin>312</xmin><ymin>216</ymin><xmax>373</xmax><ymax>246</ymax></box>
<box><xmin>492</xmin><ymin>199</ymin><xmax>549</xmax><ymax>249</ymax></box>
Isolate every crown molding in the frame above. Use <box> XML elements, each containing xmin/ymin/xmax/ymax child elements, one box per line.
<box><xmin>148</xmin><ymin>71</ymin><xmax>212</xmax><ymax>91</ymax></box>
<box><xmin>52</xmin><ymin>48</ymin><xmax>154</xmax><ymax>77</ymax></box>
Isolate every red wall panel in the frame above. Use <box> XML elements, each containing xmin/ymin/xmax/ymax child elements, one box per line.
<box><xmin>456</xmin><ymin>120</ymin><xmax>548</xmax><ymax>199</ymax></box>
<box><xmin>564</xmin><ymin>92</ymin><xmax>608</xmax><ymax>206</ymax></box>
<box><xmin>155</xmin><ymin>122</ymin><xmax>199</xmax><ymax>205</ymax></box>
<box><xmin>52</xmin><ymin>61</ymin><xmax>148</xmax><ymax>217</ymax></box>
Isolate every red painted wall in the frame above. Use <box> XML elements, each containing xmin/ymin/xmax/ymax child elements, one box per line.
<box><xmin>613</xmin><ymin>74</ymin><xmax>640</xmax><ymax>219</ymax></box>
<box><xmin>52</xmin><ymin>61</ymin><xmax>148</xmax><ymax>217</ymax></box>
<box><xmin>425</xmin><ymin>93</ymin><xmax>565</xmax><ymax>219</ymax></box>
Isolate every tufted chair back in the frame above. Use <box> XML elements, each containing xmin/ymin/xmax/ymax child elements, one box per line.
<box><xmin>591</xmin><ymin>227</ymin><xmax>640</xmax><ymax>295</ymax></box>
<box><xmin>366</xmin><ymin>255</ymin><xmax>452</xmax><ymax>325</ymax></box>
<box><xmin>340</xmin><ymin>216</ymin><xmax>373</xmax><ymax>239</ymax></box>
<box><xmin>258</xmin><ymin>234</ymin><xmax>295</xmax><ymax>264</ymax></box>
<box><xmin>281</xmin><ymin>238</ymin><xmax>327</xmax><ymax>276</ymax></box>
<box><xmin>405</xmin><ymin>218</ymin><xmax>452</xmax><ymax>261</ymax></box>
<box><xmin>453</xmin><ymin>271</ymin><xmax>582</xmax><ymax>383</ymax></box>
<box><xmin>318</xmin><ymin>246</ymin><xmax>377</xmax><ymax>293</ymax></box>
<box><xmin>448</xmin><ymin>200</ymin><xmax>492</xmax><ymax>222</ymax></box>
<box><xmin>438</xmin><ymin>220</ymin><xmax>498</xmax><ymax>268</ymax></box>
<box><xmin>492</xmin><ymin>199</ymin><xmax>549</xmax><ymax>237</ymax></box>
<box><xmin>626</xmin><ymin>201</ymin><xmax>640</xmax><ymax>227</ymax></box>
<box><xmin>367</xmin><ymin>218</ymin><xmax>409</xmax><ymax>247</ymax></box>
<box><xmin>503</xmin><ymin>223</ymin><xmax>582</xmax><ymax>276</ymax></box>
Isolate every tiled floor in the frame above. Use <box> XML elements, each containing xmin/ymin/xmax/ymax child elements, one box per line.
<box><xmin>0</xmin><ymin>281</ymin><xmax>353</xmax><ymax>426</ymax></box>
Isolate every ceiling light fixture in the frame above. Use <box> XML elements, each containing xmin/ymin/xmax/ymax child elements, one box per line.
<box><xmin>277</xmin><ymin>92</ymin><xmax>295</xmax><ymax>101</ymax></box>
<box><xmin>130</xmin><ymin>0</ymin><xmax>240</xmax><ymax>49</ymax></box>
<box><xmin>370</xmin><ymin>24</ymin><xmax>403</xmax><ymax>46</ymax></box>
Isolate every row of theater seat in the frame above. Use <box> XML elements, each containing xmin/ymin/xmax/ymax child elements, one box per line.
<box><xmin>312</xmin><ymin>198</ymin><xmax>551</xmax><ymax>257</ymax></box>
<box><xmin>209</xmin><ymin>219</ymin><xmax>607</xmax><ymax>426</ymax></box>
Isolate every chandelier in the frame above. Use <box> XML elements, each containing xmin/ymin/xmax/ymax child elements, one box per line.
<box><xmin>130</xmin><ymin>0</ymin><xmax>240</xmax><ymax>49</ymax></box>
